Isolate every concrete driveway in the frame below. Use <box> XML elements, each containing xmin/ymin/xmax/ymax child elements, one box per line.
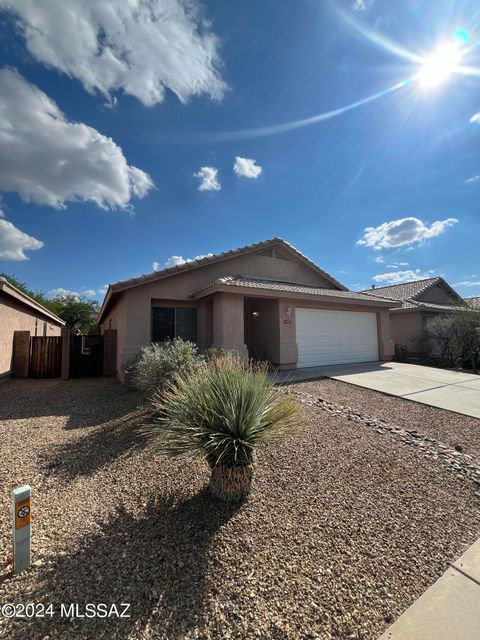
<box><xmin>283</xmin><ymin>361</ymin><xmax>480</xmax><ymax>419</ymax></box>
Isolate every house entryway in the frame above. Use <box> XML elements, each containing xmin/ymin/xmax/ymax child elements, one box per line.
<box><xmin>244</xmin><ymin>297</ymin><xmax>279</xmax><ymax>362</ymax></box>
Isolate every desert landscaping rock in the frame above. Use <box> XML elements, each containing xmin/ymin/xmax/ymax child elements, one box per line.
<box><xmin>1</xmin><ymin>378</ymin><xmax>479</xmax><ymax>639</ymax></box>
<box><xmin>296</xmin><ymin>378</ymin><xmax>480</xmax><ymax>459</ymax></box>
<box><xmin>283</xmin><ymin>387</ymin><xmax>480</xmax><ymax>497</ymax></box>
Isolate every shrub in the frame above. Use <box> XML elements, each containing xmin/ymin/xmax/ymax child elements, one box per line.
<box><xmin>424</xmin><ymin>310</ymin><xmax>480</xmax><ymax>371</ymax></box>
<box><xmin>146</xmin><ymin>353</ymin><xmax>299</xmax><ymax>501</ymax></box>
<box><xmin>125</xmin><ymin>339</ymin><xmax>204</xmax><ymax>393</ymax></box>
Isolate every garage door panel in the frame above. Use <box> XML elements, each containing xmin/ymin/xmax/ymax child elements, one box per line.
<box><xmin>296</xmin><ymin>308</ymin><xmax>378</xmax><ymax>367</ymax></box>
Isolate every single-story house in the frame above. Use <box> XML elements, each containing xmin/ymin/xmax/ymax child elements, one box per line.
<box><xmin>0</xmin><ymin>276</ymin><xmax>64</xmax><ymax>378</ymax></box>
<box><xmin>98</xmin><ymin>238</ymin><xmax>399</xmax><ymax>379</ymax></box>
<box><xmin>361</xmin><ymin>277</ymin><xmax>467</xmax><ymax>353</ymax></box>
<box><xmin>466</xmin><ymin>296</ymin><xmax>480</xmax><ymax>310</ymax></box>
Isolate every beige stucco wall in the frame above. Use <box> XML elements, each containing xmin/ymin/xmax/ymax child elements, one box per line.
<box><xmin>390</xmin><ymin>312</ymin><xmax>423</xmax><ymax>351</ymax></box>
<box><xmin>0</xmin><ymin>293</ymin><xmax>62</xmax><ymax>377</ymax></box>
<box><xmin>418</xmin><ymin>285</ymin><xmax>457</xmax><ymax>305</ymax></box>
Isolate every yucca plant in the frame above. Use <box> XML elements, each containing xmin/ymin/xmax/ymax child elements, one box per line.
<box><xmin>147</xmin><ymin>353</ymin><xmax>299</xmax><ymax>501</ymax></box>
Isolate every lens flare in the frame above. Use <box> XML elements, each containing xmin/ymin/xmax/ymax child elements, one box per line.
<box><xmin>418</xmin><ymin>43</ymin><xmax>461</xmax><ymax>88</ymax></box>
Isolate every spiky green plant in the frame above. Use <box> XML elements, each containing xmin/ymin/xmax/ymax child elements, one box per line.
<box><xmin>146</xmin><ymin>353</ymin><xmax>299</xmax><ymax>500</ymax></box>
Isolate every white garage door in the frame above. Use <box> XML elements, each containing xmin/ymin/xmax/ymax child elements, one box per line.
<box><xmin>296</xmin><ymin>308</ymin><xmax>379</xmax><ymax>368</ymax></box>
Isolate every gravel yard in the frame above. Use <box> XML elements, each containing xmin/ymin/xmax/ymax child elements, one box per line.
<box><xmin>0</xmin><ymin>378</ymin><xmax>479</xmax><ymax>640</ymax></box>
<box><xmin>295</xmin><ymin>378</ymin><xmax>480</xmax><ymax>459</ymax></box>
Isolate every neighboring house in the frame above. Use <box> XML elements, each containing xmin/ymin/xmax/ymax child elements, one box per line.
<box><xmin>98</xmin><ymin>238</ymin><xmax>399</xmax><ymax>379</ymax></box>
<box><xmin>465</xmin><ymin>296</ymin><xmax>480</xmax><ymax>310</ymax></box>
<box><xmin>362</xmin><ymin>277</ymin><xmax>466</xmax><ymax>353</ymax></box>
<box><xmin>0</xmin><ymin>276</ymin><xmax>65</xmax><ymax>378</ymax></box>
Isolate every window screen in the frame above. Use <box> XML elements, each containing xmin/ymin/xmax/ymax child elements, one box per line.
<box><xmin>151</xmin><ymin>307</ymin><xmax>197</xmax><ymax>343</ymax></box>
<box><xmin>175</xmin><ymin>308</ymin><xmax>197</xmax><ymax>342</ymax></box>
<box><xmin>152</xmin><ymin>307</ymin><xmax>175</xmax><ymax>342</ymax></box>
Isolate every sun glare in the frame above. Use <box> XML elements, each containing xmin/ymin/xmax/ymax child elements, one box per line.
<box><xmin>418</xmin><ymin>43</ymin><xmax>461</xmax><ymax>88</ymax></box>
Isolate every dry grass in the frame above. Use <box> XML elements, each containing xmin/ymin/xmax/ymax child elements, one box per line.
<box><xmin>0</xmin><ymin>378</ymin><xmax>479</xmax><ymax>639</ymax></box>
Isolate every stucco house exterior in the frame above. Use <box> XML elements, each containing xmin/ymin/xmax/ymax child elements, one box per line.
<box><xmin>98</xmin><ymin>238</ymin><xmax>399</xmax><ymax>379</ymax></box>
<box><xmin>0</xmin><ymin>276</ymin><xmax>64</xmax><ymax>378</ymax></box>
<box><xmin>362</xmin><ymin>277</ymin><xmax>467</xmax><ymax>353</ymax></box>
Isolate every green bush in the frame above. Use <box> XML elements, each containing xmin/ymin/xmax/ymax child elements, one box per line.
<box><xmin>424</xmin><ymin>309</ymin><xmax>480</xmax><ymax>371</ymax></box>
<box><xmin>146</xmin><ymin>353</ymin><xmax>299</xmax><ymax>501</ymax></box>
<box><xmin>125</xmin><ymin>339</ymin><xmax>204</xmax><ymax>393</ymax></box>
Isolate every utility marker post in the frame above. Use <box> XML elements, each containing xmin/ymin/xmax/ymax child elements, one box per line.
<box><xmin>12</xmin><ymin>485</ymin><xmax>31</xmax><ymax>574</ymax></box>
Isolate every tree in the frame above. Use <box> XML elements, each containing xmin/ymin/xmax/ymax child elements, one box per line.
<box><xmin>49</xmin><ymin>294</ymin><xmax>100</xmax><ymax>335</ymax></box>
<box><xmin>424</xmin><ymin>310</ymin><xmax>480</xmax><ymax>371</ymax></box>
<box><xmin>0</xmin><ymin>272</ymin><xmax>54</xmax><ymax>311</ymax></box>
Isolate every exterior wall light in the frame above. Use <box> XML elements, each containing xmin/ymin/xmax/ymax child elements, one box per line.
<box><xmin>252</xmin><ymin>311</ymin><xmax>260</xmax><ymax>318</ymax></box>
<box><xmin>286</xmin><ymin>307</ymin><xmax>293</xmax><ymax>316</ymax></box>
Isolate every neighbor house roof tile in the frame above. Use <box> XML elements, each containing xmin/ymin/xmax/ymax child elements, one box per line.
<box><xmin>360</xmin><ymin>277</ymin><xmax>466</xmax><ymax>313</ymax></box>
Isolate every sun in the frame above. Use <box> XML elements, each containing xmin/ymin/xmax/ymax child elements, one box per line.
<box><xmin>418</xmin><ymin>43</ymin><xmax>462</xmax><ymax>88</ymax></box>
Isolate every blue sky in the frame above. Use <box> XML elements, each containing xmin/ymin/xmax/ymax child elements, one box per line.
<box><xmin>0</xmin><ymin>0</ymin><xmax>479</xmax><ymax>300</ymax></box>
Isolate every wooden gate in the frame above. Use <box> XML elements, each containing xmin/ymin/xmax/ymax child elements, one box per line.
<box><xmin>29</xmin><ymin>336</ymin><xmax>63</xmax><ymax>378</ymax></box>
<box><xmin>70</xmin><ymin>335</ymin><xmax>104</xmax><ymax>378</ymax></box>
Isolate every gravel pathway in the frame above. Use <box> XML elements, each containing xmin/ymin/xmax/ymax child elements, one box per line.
<box><xmin>0</xmin><ymin>378</ymin><xmax>479</xmax><ymax>639</ymax></box>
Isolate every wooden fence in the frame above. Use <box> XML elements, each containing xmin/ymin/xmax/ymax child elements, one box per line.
<box><xmin>29</xmin><ymin>336</ymin><xmax>63</xmax><ymax>378</ymax></box>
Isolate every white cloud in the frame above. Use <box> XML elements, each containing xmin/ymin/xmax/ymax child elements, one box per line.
<box><xmin>374</xmin><ymin>255</ymin><xmax>385</xmax><ymax>263</ymax></box>
<box><xmin>0</xmin><ymin>68</ymin><xmax>153</xmax><ymax>209</ymax></box>
<box><xmin>470</xmin><ymin>113</ymin><xmax>480</xmax><ymax>123</ymax></box>
<box><xmin>49</xmin><ymin>285</ymin><xmax>106</xmax><ymax>298</ymax></box>
<box><xmin>465</xmin><ymin>175</ymin><xmax>480</xmax><ymax>184</ymax></box>
<box><xmin>454</xmin><ymin>280</ymin><xmax>480</xmax><ymax>287</ymax></box>
<box><xmin>48</xmin><ymin>287</ymin><xmax>79</xmax><ymax>299</ymax></box>
<box><xmin>194</xmin><ymin>166</ymin><xmax>220</xmax><ymax>191</ymax></box>
<box><xmin>233</xmin><ymin>156</ymin><xmax>262</xmax><ymax>179</ymax></box>
<box><xmin>373</xmin><ymin>269</ymin><xmax>431</xmax><ymax>284</ymax></box>
<box><xmin>386</xmin><ymin>261</ymin><xmax>410</xmax><ymax>268</ymax></box>
<box><xmin>0</xmin><ymin>0</ymin><xmax>226</xmax><ymax>107</ymax></box>
<box><xmin>165</xmin><ymin>255</ymin><xmax>187</xmax><ymax>268</ymax></box>
<box><xmin>0</xmin><ymin>211</ymin><xmax>43</xmax><ymax>261</ymax></box>
<box><xmin>352</xmin><ymin>0</ymin><xmax>373</xmax><ymax>9</ymax></box>
<box><xmin>159</xmin><ymin>252</ymin><xmax>214</xmax><ymax>270</ymax></box>
<box><xmin>357</xmin><ymin>216</ymin><xmax>458</xmax><ymax>251</ymax></box>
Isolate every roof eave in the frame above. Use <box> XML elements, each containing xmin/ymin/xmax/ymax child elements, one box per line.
<box><xmin>192</xmin><ymin>283</ymin><xmax>398</xmax><ymax>307</ymax></box>
<box><xmin>0</xmin><ymin>280</ymin><xmax>65</xmax><ymax>325</ymax></box>
<box><xmin>104</xmin><ymin>237</ymin><xmax>349</xmax><ymax>297</ymax></box>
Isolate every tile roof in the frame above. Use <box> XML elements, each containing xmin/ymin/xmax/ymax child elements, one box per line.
<box><xmin>362</xmin><ymin>277</ymin><xmax>440</xmax><ymax>301</ymax></box>
<box><xmin>192</xmin><ymin>276</ymin><xmax>397</xmax><ymax>304</ymax></box>
<box><xmin>361</xmin><ymin>277</ymin><xmax>466</xmax><ymax>313</ymax></box>
<box><xmin>109</xmin><ymin>237</ymin><xmax>347</xmax><ymax>292</ymax></box>
<box><xmin>466</xmin><ymin>296</ymin><xmax>480</xmax><ymax>310</ymax></box>
<box><xmin>98</xmin><ymin>237</ymin><xmax>348</xmax><ymax>322</ymax></box>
